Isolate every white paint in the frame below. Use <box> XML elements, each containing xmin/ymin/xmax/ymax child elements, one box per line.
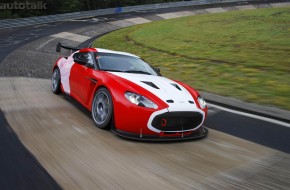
<box><xmin>205</xmin><ymin>7</ymin><xmax>226</xmax><ymax>13</ymax></box>
<box><xmin>57</xmin><ymin>56</ymin><xmax>74</xmax><ymax>94</ymax></box>
<box><xmin>125</xmin><ymin>17</ymin><xmax>151</xmax><ymax>24</ymax></box>
<box><xmin>235</xmin><ymin>5</ymin><xmax>256</xmax><ymax>10</ymax></box>
<box><xmin>108</xmin><ymin>20</ymin><xmax>134</xmax><ymax>27</ymax></box>
<box><xmin>207</xmin><ymin>103</ymin><xmax>290</xmax><ymax>128</ymax></box>
<box><xmin>36</xmin><ymin>37</ymin><xmax>55</xmax><ymax>50</ymax></box>
<box><xmin>51</xmin><ymin>32</ymin><xmax>91</xmax><ymax>43</ymax></box>
<box><xmin>270</xmin><ymin>2</ymin><xmax>290</xmax><ymax>8</ymax></box>
<box><xmin>179</xmin><ymin>11</ymin><xmax>196</xmax><ymax>16</ymax></box>
<box><xmin>157</xmin><ymin>11</ymin><xmax>194</xmax><ymax>19</ymax></box>
<box><xmin>92</xmin><ymin>18</ymin><xmax>100</xmax><ymax>22</ymax></box>
<box><xmin>110</xmin><ymin>72</ymin><xmax>198</xmax><ymax>111</ymax></box>
<box><xmin>97</xmin><ymin>48</ymin><xmax>139</xmax><ymax>57</ymax></box>
<box><xmin>157</xmin><ymin>13</ymin><xmax>180</xmax><ymax>19</ymax></box>
<box><xmin>207</xmin><ymin>108</ymin><xmax>220</xmax><ymax>116</ymax></box>
<box><xmin>69</xmin><ymin>19</ymin><xmax>89</xmax><ymax>22</ymax></box>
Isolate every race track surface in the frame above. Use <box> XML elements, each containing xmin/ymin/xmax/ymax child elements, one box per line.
<box><xmin>1</xmin><ymin>77</ymin><xmax>290</xmax><ymax>189</ymax></box>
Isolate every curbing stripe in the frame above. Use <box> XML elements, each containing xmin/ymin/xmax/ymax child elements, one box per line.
<box><xmin>157</xmin><ymin>11</ymin><xmax>195</xmax><ymax>19</ymax></box>
<box><xmin>205</xmin><ymin>7</ymin><xmax>227</xmax><ymax>13</ymax></box>
<box><xmin>51</xmin><ymin>32</ymin><xmax>91</xmax><ymax>43</ymax></box>
<box><xmin>270</xmin><ymin>2</ymin><xmax>290</xmax><ymax>7</ymax></box>
<box><xmin>125</xmin><ymin>17</ymin><xmax>152</xmax><ymax>24</ymax></box>
<box><xmin>108</xmin><ymin>20</ymin><xmax>135</xmax><ymax>27</ymax></box>
<box><xmin>235</xmin><ymin>5</ymin><xmax>257</xmax><ymax>10</ymax></box>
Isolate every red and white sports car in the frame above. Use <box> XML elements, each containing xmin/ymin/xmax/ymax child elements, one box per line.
<box><xmin>52</xmin><ymin>43</ymin><xmax>208</xmax><ymax>141</ymax></box>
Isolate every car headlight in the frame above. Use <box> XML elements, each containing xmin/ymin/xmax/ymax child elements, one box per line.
<box><xmin>125</xmin><ymin>92</ymin><xmax>158</xmax><ymax>109</ymax></box>
<box><xmin>198</xmin><ymin>96</ymin><xmax>207</xmax><ymax>109</ymax></box>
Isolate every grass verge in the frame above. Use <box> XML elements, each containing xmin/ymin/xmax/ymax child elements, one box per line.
<box><xmin>93</xmin><ymin>7</ymin><xmax>290</xmax><ymax>110</ymax></box>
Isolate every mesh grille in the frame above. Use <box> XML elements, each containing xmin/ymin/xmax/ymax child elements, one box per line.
<box><xmin>151</xmin><ymin>112</ymin><xmax>203</xmax><ymax>131</ymax></box>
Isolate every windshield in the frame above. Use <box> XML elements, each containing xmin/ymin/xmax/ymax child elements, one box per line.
<box><xmin>95</xmin><ymin>53</ymin><xmax>159</xmax><ymax>76</ymax></box>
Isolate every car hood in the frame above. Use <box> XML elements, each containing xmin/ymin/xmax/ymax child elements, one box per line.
<box><xmin>109</xmin><ymin>72</ymin><xmax>199</xmax><ymax>112</ymax></box>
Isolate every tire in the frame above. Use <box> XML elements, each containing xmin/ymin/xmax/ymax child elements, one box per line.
<box><xmin>51</xmin><ymin>67</ymin><xmax>61</xmax><ymax>94</ymax></box>
<box><xmin>91</xmin><ymin>88</ymin><xmax>113</xmax><ymax>129</ymax></box>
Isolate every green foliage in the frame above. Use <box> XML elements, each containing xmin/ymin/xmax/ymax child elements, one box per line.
<box><xmin>0</xmin><ymin>0</ymin><xmax>179</xmax><ymax>19</ymax></box>
<box><xmin>58</xmin><ymin>0</ymin><xmax>82</xmax><ymax>13</ymax></box>
<box><xmin>94</xmin><ymin>7</ymin><xmax>290</xmax><ymax>110</ymax></box>
<box><xmin>0</xmin><ymin>10</ymin><xmax>13</xmax><ymax>19</ymax></box>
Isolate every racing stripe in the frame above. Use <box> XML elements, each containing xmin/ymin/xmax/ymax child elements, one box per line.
<box><xmin>109</xmin><ymin>72</ymin><xmax>200</xmax><ymax>112</ymax></box>
<box><xmin>57</xmin><ymin>56</ymin><xmax>74</xmax><ymax>94</ymax></box>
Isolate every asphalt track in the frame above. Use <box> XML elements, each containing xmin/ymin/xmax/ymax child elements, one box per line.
<box><xmin>1</xmin><ymin>2</ymin><xmax>290</xmax><ymax>190</ymax></box>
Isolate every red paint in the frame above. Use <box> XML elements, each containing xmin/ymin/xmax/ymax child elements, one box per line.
<box><xmin>161</xmin><ymin>118</ymin><xmax>167</xmax><ymax>127</ymax></box>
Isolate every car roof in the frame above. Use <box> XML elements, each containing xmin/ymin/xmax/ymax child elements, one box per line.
<box><xmin>79</xmin><ymin>47</ymin><xmax>139</xmax><ymax>58</ymax></box>
<box><xmin>97</xmin><ymin>48</ymin><xmax>139</xmax><ymax>58</ymax></box>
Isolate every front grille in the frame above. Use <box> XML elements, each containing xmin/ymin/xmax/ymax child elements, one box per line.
<box><xmin>151</xmin><ymin>112</ymin><xmax>203</xmax><ymax>132</ymax></box>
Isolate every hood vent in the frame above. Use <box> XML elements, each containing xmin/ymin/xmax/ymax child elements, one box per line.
<box><xmin>188</xmin><ymin>100</ymin><xmax>195</xmax><ymax>104</ymax></box>
<box><xmin>141</xmin><ymin>81</ymin><xmax>159</xmax><ymax>89</ymax></box>
<box><xmin>171</xmin><ymin>83</ymin><xmax>182</xmax><ymax>91</ymax></box>
<box><xmin>166</xmin><ymin>100</ymin><xmax>174</xmax><ymax>103</ymax></box>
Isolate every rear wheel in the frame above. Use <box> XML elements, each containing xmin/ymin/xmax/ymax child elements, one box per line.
<box><xmin>92</xmin><ymin>88</ymin><xmax>113</xmax><ymax>129</ymax></box>
<box><xmin>51</xmin><ymin>67</ymin><xmax>61</xmax><ymax>94</ymax></box>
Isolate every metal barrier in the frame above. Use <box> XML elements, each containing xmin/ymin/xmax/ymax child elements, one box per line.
<box><xmin>0</xmin><ymin>0</ymin><xmax>256</xmax><ymax>29</ymax></box>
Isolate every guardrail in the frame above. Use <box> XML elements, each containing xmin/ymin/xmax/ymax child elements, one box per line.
<box><xmin>0</xmin><ymin>0</ymin><xmax>270</xmax><ymax>29</ymax></box>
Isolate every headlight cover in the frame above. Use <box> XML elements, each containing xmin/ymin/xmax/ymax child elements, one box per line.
<box><xmin>198</xmin><ymin>96</ymin><xmax>207</xmax><ymax>109</ymax></box>
<box><xmin>125</xmin><ymin>92</ymin><xmax>158</xmax><ymax>109</ymax></box>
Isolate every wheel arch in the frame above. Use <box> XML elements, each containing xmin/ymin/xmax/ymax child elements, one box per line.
<box><xmin>88</xmin><ymin>84</ymin><xmax>114</xmax><ymax>112</ymax></box>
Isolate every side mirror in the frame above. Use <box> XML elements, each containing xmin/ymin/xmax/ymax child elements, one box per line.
<box><xmin>73</xmin><ymin>53</ymin><xmax>87</xmax><ymax>65</ymax></box>
<box><xmin>74</xmin><ymin>57</ymin><xmax>87</xmax><ymax>65</ymax></box>
<box><xmin>155</xmin><ymin>67</ymin><xmax>160</xmax><ymax>73</ymax></box>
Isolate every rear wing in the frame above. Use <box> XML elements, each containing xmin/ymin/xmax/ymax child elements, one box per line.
<box><xmin>56</xmin><ymin>42</ymin><xmax>79</xmax><ymax>53</ymax></box>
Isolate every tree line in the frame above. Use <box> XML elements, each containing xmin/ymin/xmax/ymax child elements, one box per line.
<box><xmin>0</xmin><ymin>0</ymin><xmax>182</xmax><ymax>19</ymax></box>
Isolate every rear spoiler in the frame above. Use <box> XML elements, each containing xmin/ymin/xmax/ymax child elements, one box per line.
<box><xmin>56</xmin><ymin>42</ymin><xmax>79</xmax><ymax>53</ymax></box>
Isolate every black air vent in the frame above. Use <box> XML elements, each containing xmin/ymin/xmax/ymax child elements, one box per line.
<box><xmin>151</xmin><ymin>112</ymin><xmax>203</xmax><ymax>131</ymax></box>
<box><xmin>141</xmin><ymin>81</ymin><xmax>159</xmax><ymax>89</ymax></box>
<box><xmin>171</xmin><ymin>83</ymin><xmax>182</xmax><ymax>91</ymax></box>
<box><xmin>188</xmin><ymin>101</ymin><xmax>195</xmax><ymax>104</ymax></box>
<box><xmin>166</xmin><ymin>100</ymin><xmax>174</xmax><ymax>103</ymax></box>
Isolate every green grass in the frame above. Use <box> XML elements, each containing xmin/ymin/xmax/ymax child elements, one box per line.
<box><xmin>93</xmin><ymin>7</ymin><xmax>290</xmax><ymax>110</ymax></box>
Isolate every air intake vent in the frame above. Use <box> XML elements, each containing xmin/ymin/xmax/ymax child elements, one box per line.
<box><xmin>171</xmin><ymin>83</ymin><xmax>181</xmax><ymax>91</ymax></box>
<box><xmin>141</xmin><ymin>81</ymin><xmax>159</xmax><ymax>89</ymax></box>
<box><xmin>188</xmin><ymin>101</ymin><xmax>195</xmax><ymax>104</ymax></box>
<box><xmin>166</xmin><ymin>100</ymin><xmax>174</xmax><ymax>103</ymax></box>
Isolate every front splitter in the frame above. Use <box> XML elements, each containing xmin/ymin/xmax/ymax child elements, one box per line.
<box><xmin>111</xmin><ymin>126</ymin><xmax>208</xmax><ymax>142</ymax></box>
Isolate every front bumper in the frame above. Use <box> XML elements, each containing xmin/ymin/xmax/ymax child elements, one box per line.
<box><xmin>111</xmin><ymin>126</ymin><xmax>208</xmax><ymax>141</ymax></box>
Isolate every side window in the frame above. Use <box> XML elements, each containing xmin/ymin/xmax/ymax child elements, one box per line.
<box><xmin>86</xmin><ymin>53</ymin><xmax>94</xmax><ymax>67</ymax></box>
<box><xmin>73</xmin><ymin>52</ymin><xmax>82</xmax><ymax>61</ymax></box>
<box><xmin>73</xmin><ymin>52</ymin><xmax>95</xmax><ymax>68</ymax></box>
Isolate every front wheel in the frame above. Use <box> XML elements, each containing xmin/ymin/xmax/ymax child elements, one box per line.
<box><xmin>92</xmin><ymin>88</ymin><xmax>113</xmax><ymax>129</ymax></box>
<box><xmin>51</xmin><ymin>67</ymin><xmax>61</xmax><ymax>94</ymax></box>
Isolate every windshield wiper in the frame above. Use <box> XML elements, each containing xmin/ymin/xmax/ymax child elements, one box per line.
<box><xmin>125</xmin><ymin>70</ymin><xmax>152</xmax><ymax>75</ymax></box>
